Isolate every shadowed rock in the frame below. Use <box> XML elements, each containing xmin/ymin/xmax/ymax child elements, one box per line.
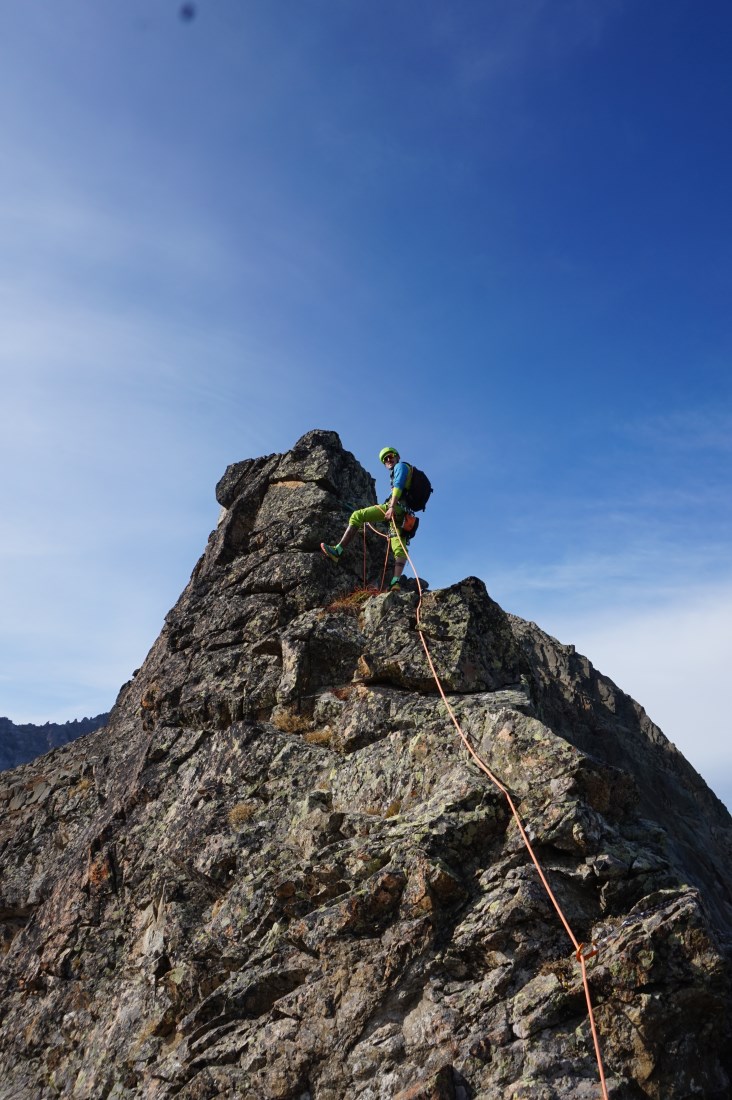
<box><xmin>1</xmin><ymin>428</ymin><xmax>731</xmax><ymax>1100</ymax></box>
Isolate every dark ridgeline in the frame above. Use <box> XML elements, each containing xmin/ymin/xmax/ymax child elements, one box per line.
<box><xmin>0</xmin><ymin>714</ymin><xmax>109</xmax><ymax>773</ymax></box>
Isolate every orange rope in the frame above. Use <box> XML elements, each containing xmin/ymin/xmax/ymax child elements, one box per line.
<box><xmin>379</xmin><ymin>536</ymin><xmax>390</xmax><ymax>592</ymax></box>
<box><xmin>361</xmin><ymin>524</ymin><xmax>391</xmax><ymax>592</ymax></box>
<box><xmin>378</xmin><ymin>520</ymin><xmax>610</xmax><ymax>1099</ymax></box>
<box><xmin>365</xmin><ymin>507</ymin><xmax>392</xmax><ymax>593</ymax></box>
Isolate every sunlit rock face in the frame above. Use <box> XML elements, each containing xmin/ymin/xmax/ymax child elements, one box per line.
<box><xmin>1</xmin><ymin>428</ymin><xmax>732</xmax><ymax>1100</ymax></box>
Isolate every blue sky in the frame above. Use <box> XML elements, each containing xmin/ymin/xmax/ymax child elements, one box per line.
<box><xmin>1</xmin><ymin>1</ymin><xmax>730</xmax><ymax>806</ymax></box>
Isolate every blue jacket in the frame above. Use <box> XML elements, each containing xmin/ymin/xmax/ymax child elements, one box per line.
<box><xmin>389</xmin><ymin>460</ymin><xmax>411</xmax><ymax>499</ymax></box>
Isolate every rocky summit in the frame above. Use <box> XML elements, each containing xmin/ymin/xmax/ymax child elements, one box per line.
<box><xmin>1</xmin><ymin>429</ymin><xmax>731</xmax><ymax>1100</ymax></box>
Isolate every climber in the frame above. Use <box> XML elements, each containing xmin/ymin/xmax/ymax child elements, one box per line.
<box><xmin>320</xmin><ymin>446</ymin><xmax>416</xmax><ymax>592</ymax></box>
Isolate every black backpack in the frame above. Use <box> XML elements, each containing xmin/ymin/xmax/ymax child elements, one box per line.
<box><xmin>404</xmin><ymin>464</ymin><xmax>432</xmax><ymax>512</ymax></box>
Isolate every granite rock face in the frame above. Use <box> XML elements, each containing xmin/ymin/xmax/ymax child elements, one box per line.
<box><xmin>1</xmin><ymin>428</ymin><xmax>732</xmax><ymax>1100</ymax></box>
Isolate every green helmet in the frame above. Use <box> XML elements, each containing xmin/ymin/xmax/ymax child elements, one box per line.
<box><xmin>379</xmin><ymin>446</ymin><xmax>400</xmax><ymax>464</ymax></box>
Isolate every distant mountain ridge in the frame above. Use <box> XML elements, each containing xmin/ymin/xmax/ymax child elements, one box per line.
<box><xmin>0</xmin><ymin>714</ymin><xmax>109</xmax><ymax>772</ymax></box>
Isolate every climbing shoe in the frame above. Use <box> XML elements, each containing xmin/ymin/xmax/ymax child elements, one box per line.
<box><xmin>389</xmin><ymin>578</ymin><xmax>402</xmax><ymax>592</ymax></box>
<box><xmin>320</xmin><ymin>542</ymin><xmax>342</xmax><ymax>563</ymax></box>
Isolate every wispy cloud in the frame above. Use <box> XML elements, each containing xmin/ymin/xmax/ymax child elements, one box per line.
<box><xmin>432</xmin><ymin>0</ymin><xmax>623</xmax><ymax>89</ymax></box>
<box><xmin>545</xmin><ymin>579</ymin><xmax>732</xmax><ymax>808</ymax></box>
<box><xmin>626</xmin><ymin>406</ymin><xmax>732</xmax><ymax>455</ymax></box>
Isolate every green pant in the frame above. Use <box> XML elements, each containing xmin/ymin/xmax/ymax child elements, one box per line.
<box><xmin>349</xmin><ymin>502</ymin><xmax>409</xmax><ymax>560</ymax></box>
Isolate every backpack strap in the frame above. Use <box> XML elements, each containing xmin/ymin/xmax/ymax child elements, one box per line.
<box><xmin>402</xmin><ymin>464</ymin><xmax>415</xmax><ymax>511</ymax></box>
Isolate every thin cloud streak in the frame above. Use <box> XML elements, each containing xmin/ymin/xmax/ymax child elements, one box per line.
<box><xmin>486</xmin><ymin>532</ymin><xmax>730</xmax><ymax>612</ymax></box>
<box><xmin>627</xmin><ymin>407</ymin><xmax>732</xmax><ymax>455</ymax></box>
<box><xmin>545</xmin><ymin>580</ymin><xmax>732</xmax><ymax>809</ymax></box>
<box><xmin>435</xmin><ymin>0</ymin><xmax>622</xmax><ymax>89</ymax></box>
